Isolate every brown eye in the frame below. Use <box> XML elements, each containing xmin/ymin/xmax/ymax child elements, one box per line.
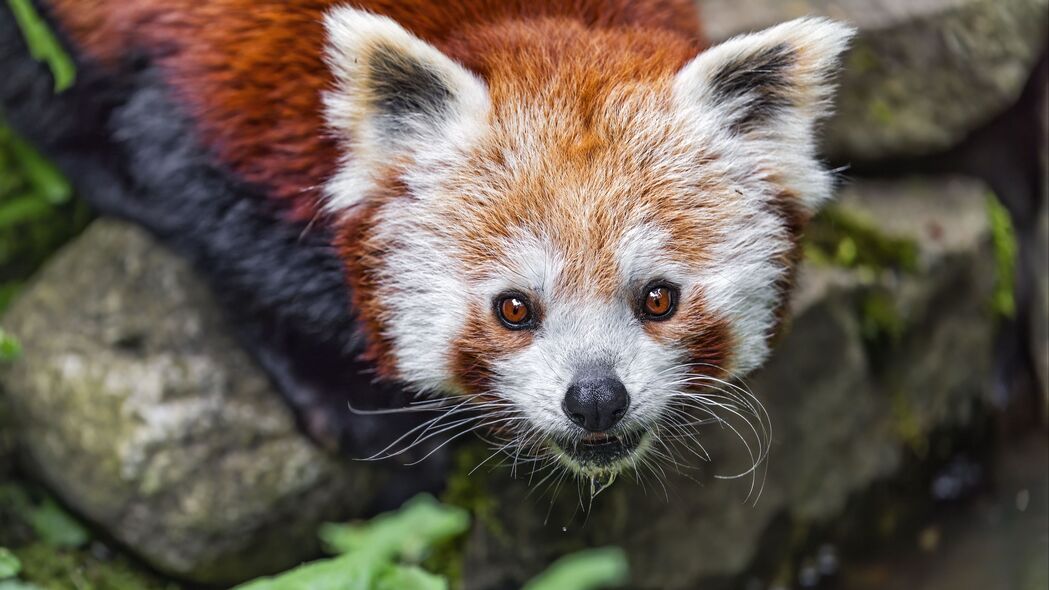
<box><xmin>495</xmin><ymin>293</ymin><xmax>534</xmax><ymax>329</ymax></box>
<box><xmin>641</xmin><ymin>284</ymin><xmax>677</xmax><ymax>320</ymax></box>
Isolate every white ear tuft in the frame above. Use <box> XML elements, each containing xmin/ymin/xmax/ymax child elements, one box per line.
<box><xmin>673</xmin><ymin>17</ymin><xmax>856</xmax><ymax>210</ymax></box>
<box><xmin>674</xmin><ymin>17</ymin><xmax>855</xmax><ymax>134</ymax></box>
<box><xmin>321</xmin><ymin>8</ymin><xmax>490</xmax><ymax>212</ymax></box>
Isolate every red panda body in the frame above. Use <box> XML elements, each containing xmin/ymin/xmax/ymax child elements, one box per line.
<box><xmin>2</xmin><ymin>0</ymin><xmax>853</xmax><ymax>482</ymax></box>
<box><xmin>43</xmin><ymin>0</ymin><xmax>704</xmax><ymax>220</ymax></box>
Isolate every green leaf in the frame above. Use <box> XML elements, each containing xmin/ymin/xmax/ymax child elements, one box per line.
<box><xmin>0</xmin><ymin>581</ymin><xmax>43</xmax><ymax>590</ymax></box>
<box><xmin>234</xmin><ymin>558</ymin><xmax>451</xmax><ymax>590</ymax></box>
<box><xmin>5</xmin><ymin>128</ymin><xmax>71</xmax><ymax>204</ymax></box>
<box><xmin>523</xmin><ymin>547</ymin><xmax>629</xmax><ymax>590</ymax></box>
<box><xmin>320</xmin><ymin>495</ymin><xmax>470</xmax><ymax>562</ymax></box>
<box><xmin>6</xmin><ymin>0</ymin><xmax>76</xmax><ymax>91</ymax></box>
<box><xmin>236</xmin><ymin>495</ymin><xmax>470</xmax><ymax>590</ymax></box>
<box><xmin>0</xmin><ymin>285</ymin><xmax>22</xmax><ymax>317</ymax></box>
<box><xmin>233</xmin><ymin>553</ymin><xmax>382</xmax><ymax>590</ymax></box>
<box><xmin>375</xmin><ymin>565</ymin><xmax>447</xmax><ymax>590</ymax></box>
<box><xmin>0</xmin><ymin>195</ymin><xmax>53</xmax><ymax>228</ymax></box>
<box><xmin>0</xmin><ymin>548</ymin><xmax>20</xmax><ymax>579</ymax></box>
<box><xmin>0</xmin><ymin>327</ymin><xmax>20</xmax><ymax>361</ymax></box>
<box><xmin>28</xmin><ymin>499</ymin><xmax>89</xmax><ymax>549</ymax></box>
<box><xmin>987</xmin><ymin>195</ymin><xmax>1017</xmax><ymax>318</ymax></box>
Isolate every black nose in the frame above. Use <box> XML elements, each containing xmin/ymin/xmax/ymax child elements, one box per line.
<box><xmin>563</xmin><ymin>370</ymin><xmax>630</xmax><ymax>432</ymax></box>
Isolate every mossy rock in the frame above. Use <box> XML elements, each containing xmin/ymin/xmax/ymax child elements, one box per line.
<box><xmin>0</xmin><ymin>221</ymin><xmax>390</xmax><ymax>585</ymax></box>
<box><xmin>697</xmin><ymin>0</ymin><xmax>1048</xmax><ymax>160</ymax></box>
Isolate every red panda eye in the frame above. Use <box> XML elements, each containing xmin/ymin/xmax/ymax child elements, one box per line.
<box><xmin>495</xmin><ymin>294</ymin><xmax>533</xmax><ymax>329</ymax></box>
<box><xmin>641</xmin><ymin>284</ymin><xmax>677</xmax><ymax>320</ymax></box>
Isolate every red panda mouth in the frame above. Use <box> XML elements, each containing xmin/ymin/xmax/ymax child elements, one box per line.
<box><xmin>558</xmin><ymin>430</ymin><xmax>648</xmax><ymax>472</ymax></box>
<box><xmin>580</xmin><ymin>432</ymin><xmax>617</xmax><ymax>446</ymax></box>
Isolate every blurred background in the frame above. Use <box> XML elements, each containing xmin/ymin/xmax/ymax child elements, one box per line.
<box><xmin>0</xmin><ymin>0</ymin><xmax>1046</xmax><ymax>589</ymax></box>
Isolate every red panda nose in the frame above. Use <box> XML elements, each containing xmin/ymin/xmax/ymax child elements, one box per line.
<box><xmin>562</xmin><ymin>369</ymin><xmax>630</xmax><ymax>433</ymax></box>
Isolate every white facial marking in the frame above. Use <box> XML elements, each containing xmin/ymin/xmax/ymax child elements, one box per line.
<box><xmin>322</xmin><ymin>7</ymin><xmax>490</xmax><ymax>212</ymax></box>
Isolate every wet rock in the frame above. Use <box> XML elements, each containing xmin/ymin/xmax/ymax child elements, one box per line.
<box><xmin>457</xmin><ymin>177</ymin><xmax>998</xmax><ymax>590</ymax></box>
<box><xmin>697</xmin><ymin>0</ymin><xmax>1049</xmax><ymax>160</ymax></box>
<box><xmin>0</xmin><ymin>221</ymin><xmax>387</xmax><ymax>586</ymax></box>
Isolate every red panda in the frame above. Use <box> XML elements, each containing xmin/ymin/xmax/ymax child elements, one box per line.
<box><xmin>1</xmin><ymin>1</ymin><xmax>853</xmax><ymax>479</ymax></box>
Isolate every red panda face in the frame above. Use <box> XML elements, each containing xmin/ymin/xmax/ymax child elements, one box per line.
<box><xmin>323</xmin><ymin>9</ymin><xmax>854</xmax><ymax>477</ymax></box>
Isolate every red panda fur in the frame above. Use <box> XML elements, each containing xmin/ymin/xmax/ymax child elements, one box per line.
<box><xmin>44</xmin><ymin>0</ymin><xmax>705</xmax><ymax>221</ymax></box>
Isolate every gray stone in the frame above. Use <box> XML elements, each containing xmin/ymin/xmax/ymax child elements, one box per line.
<box><xmin>696</xmin><ymin>0</ymin><xmax>1049</xmax><ymax>160</ymax></box>
<box><xmin>458</xmin><ymin>177</ymin><xmax>998</xmax><ymax>590</ymax></box>
<box><xmin>0</xmin><ymin>221</ymin><xmax>388</xmax><ymax>585</ymax></box>
<box><xmin>1036</xmin><ymin>76</ymin><xmax>1049</xmax><ymax>410</ymax></box>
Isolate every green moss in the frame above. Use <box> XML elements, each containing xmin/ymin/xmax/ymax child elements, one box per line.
<box><xmin>428</xmin><ymin>444</ymin><xmax>508</xmax><ymax>587</ymax></box>
<box><xmin>14</xmin><ymin>543</ymin><xmax>178</xmax><ymax>590</ymax></box>
<box><xmin>986</xmin><ymin>195</ymin><xmax>1017</xmax><ymax>318</ymax></box>
<box><xmin>440</xmin><ymin>444</ymin><xmax>506</xmax><ymax>539</ymax></box>
<box><xmin>867</xmin><ymin>98</ymin><xmax>896</xmax><ymax>126</ymax></box>
<box><xmin>0</xmin><ymin>328</ymin><xmax>19</xmax><ymax>362</ymax></box>
<box><xmin>847</xmin><ymin>44</ymin><xmax>881</xmax><ymax>74</ymax></box>
<box><xmin>859</xmin><ymin>290</ymin><xmax>906</xmax><ymax>348</ymax></box>
<box><xmin>890</xmin><ymin>389</ymin><xmax>928</xmax><ymax>458</ymax></box>
<box><xmin>422</xmin><ymin>530</ymin><xmax>465</xmax><ymax>589</ymax></box>
<box><xmin>804</xmin><ymin>205</ymin><xmax>920</xmax><ymax>274</ymax></box>
<box><xmin>0</xmin><ymin>481</ymin><xmax>178</xmax><ymax>590</ymax></box>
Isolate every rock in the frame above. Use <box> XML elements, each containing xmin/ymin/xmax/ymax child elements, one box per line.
<box><xmin>457</xmin><ymin>177</ymin><xmax>999</xmax><ymax>590</ymax></box>
<box><xmin>1037</xmin><ymin>204</ymin><xmax>1048</xmax><ymax>415</ymax></box>
<box><xmin>1035</xmin><ymin>74</ymin><xmax>1049</xmax><ymax>410</ymax></box>
<box><xmin>0</xmin><ymin>387</ymin><xmax>14</xmax><ymax>479</ymax></box>
<box><xmin>0</xmin><ymin>221</ymin><xmax>390</xmax><ymax>585</ymax></box>
<box><xmin>696</xmin><ymin>0</ymin><xmax>1049</xmax><ymax>161</ymax></box>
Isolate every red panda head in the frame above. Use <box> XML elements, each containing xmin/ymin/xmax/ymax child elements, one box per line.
<box><xmin>322</xmin><ymin>9</ymin><xmax>854</xmax><ymax>478</ymax></box>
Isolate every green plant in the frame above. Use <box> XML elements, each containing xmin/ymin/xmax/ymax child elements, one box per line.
<box><xmin>522</xmin><ymin>548</ymin><xmax>629</xmax><ymax>590</ymax></box>
<box><xmin>0</xmin><ymin>548</ymin><xmax>37</xmax><ymax>590</ymax></box>
<box><xmin>0</xmin><ymin>328</ymin><xmax>19</xmax><ymax>361</ymax></box>
<box><xmin>0</xmin><ymin>486</ymin><xmax>88</xmax><ymax>550</ymax></box>
<box><xmin>0</xmin><ymin>481</ymin><xmax>176</xmax><ymax>590</ymax></box>
<box><xmin>0</xmin><ymin>4</ymin><xmax>85</xmax><ymax>315</ymax></box>
<box><xmin>0</xmin><ymin>122</ymin><xmax>91</xmax><ymax>314</ymax></box>
<box><xmin>6</xmin><ymin>0</ymin><xmax>75</xmax><ymax>91</ymax></box>
<box><xmin>236</xmin><ymin>495</ymin><xmax>629</xmax><ymax>590</ymax></box>
<box><xmin>236</xmin><ymin>495</ymin><xmax>469</xmax><ymax>590</ymax></box>
<box><xmin>987</xmin><ymin>195</ymin><xmax>1017</xmax><ymax>318</ymax></box>
<box><xmin>0</xmin><ymin>549</ymin><xmax>20</xmax><ymax>578</ymax></box>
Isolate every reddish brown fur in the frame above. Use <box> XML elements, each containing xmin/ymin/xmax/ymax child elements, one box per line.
<box><xmin>442</xmin><ymin>20</ymin><xmax>713</xmax><ymax>298</ymax></box>
<box><xmin>43</xmin><ymin>0</ymin><xmax>705</xmax><ymax>221</ymax></box>
<box><xmin>645</xmin><ymin>288</ymin><xmax>734</xmax><ymax>380</ymax></box>
<box><xmin>335</xmin><ymin>170</ymin><xmax>404</xmax><ymax>378</ymax></box>
<box><xmin>43</xmin><ymin>0</ymin><xmax>799</xmax><ymax>391</ymax></box>
<box><xmin>766</xmin><ymin>187</ymin><xmax>812</xmax><ymax>342</ymax></box>
<box><xmin>450</xmin><ymin>304</ymin><xmax>536</xmax><ymax>395</ymax></box>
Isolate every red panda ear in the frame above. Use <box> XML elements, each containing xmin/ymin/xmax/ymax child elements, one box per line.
<box><xmin>321</xmin><ymin>8</ymin><xmax>489</xmax><ymax>212</ymax></box>
<box><xmin>672</xmin><ymin>18</ymin><xmax>855</xmax><ymax>210</ymax></box>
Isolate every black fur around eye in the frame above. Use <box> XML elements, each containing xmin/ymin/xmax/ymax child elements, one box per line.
<box><xmin>639</xmin><ymin>283</ymin><xmax>678</xmax><ymax>321</ymax></box>
<box><xmin>494</xmin><ymin>292</ymin><xmax>536</xmax><ymax>330</ymax></box>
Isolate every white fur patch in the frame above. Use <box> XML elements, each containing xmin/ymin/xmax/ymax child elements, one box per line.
<box><xmin>673</xmin><ymin>17</ymin><xmax>855</xmax><ymax>211</ymax></box>
<box><xmin>321</xmin><ymin>7</ymin><xmax>490</xmax><ymax>213</ymax></box>
<box><xmin>659</xmin><ymin>17</ymin><xmax>855</xmax><ymax>373</ymax></box>
<box><xmin>482</xmin><ymin>232</ymin><xmax>684</xmax><ymax>440</ymax></box>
